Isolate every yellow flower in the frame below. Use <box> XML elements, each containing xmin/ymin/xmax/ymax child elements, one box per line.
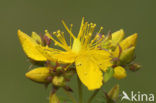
<box><xmin>18</xmin><ymin>18</ymin><xmax>112</xmax><ymax>90</ymax></box>
<box><xmin>113</xmin><ymin>66</ymin><xmax>127</xmax><ymax>79</ymax></box>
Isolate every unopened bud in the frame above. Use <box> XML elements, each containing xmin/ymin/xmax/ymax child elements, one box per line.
<box><xmin>25</xmin><ymin>67</ymin><xmax>51</xmax><ymax>83</ymax></box>
<box><xmin>120</xmin><ymin>46</ymin><xmax>135</xmax><ymax>65</ymax></box>
<box><xmin>52</xmin><ymin>76</ymin><xmax>65</xmax><ymax>87</ymax></box>
<box><xmin>119</xmin><ymin>33</ymin><xmax>138</xmax><ymax>50</ymax></box>
<box><xmin>113</xmin><ymin>33</ymin><xmax>138</xmax><ymax>58</ymax></box>
<box><xmin>56</xmin><ymin>66</ymin><xmax>62</xmax><ymax>71</ymax></box>
<box><xmin>114</xmin><ymin>66</ymin><xmax>127</xmax><ymax>80</ymax></box>
<box><xmin>112</xmin><ymin>29</ymin><xmax>124</xmax><ymax>47</ymax></box>
<box><xmin>129</xmin><ymin>63</ymin><xmax>141</xmax><ymax>72</ymax></box>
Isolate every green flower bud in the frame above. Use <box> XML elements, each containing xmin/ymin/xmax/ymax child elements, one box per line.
<box><xmin>120</xmin><ymin>46</ymin><xmax>135</xmax><ymax>65</ymax></box>
<box><xmin>52</xmin><ymin>76</ymin><xmax>65</xmax><ymax>87</ymax></box>
<box><xmin>129</xmin><ymin>63</ymin><xmax>141</xmax><ymax>72</ymax></box>
<box><xmin>113</xmin><ymin>33</ymin><xmax>138</xmax><ymax>58</ymax></box>
<box><xmin>56</xmin><ymin>66</ymin><xmax>63</xmax><ymax>71</ymax></box>
<box><xmin>119</xmin><ymin>33</ymin><xmax>138</xmax><ymax>50</ymax></box>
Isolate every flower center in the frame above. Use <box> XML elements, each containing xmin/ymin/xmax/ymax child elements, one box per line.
<box><xmin>72</xmin><ymin>39</ymin><xmax>82</xmax><ymax>54</ymax></box>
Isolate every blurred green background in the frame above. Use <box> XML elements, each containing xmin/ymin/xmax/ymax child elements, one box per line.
<box><xmin>0</xmin><ymin>0</ymin><xmax>156</xmax><ymax>103</ymax></box>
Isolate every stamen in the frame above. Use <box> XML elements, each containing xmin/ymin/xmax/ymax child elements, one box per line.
<box><xmin>70</xmin><ymin>24</ymin><xmax>73</xmax><ymax>31</ymax></box>
<box><xmin>79</xmin><ymin>22</ymin><xmax>88</xmax><ymax>44</ymax></box>
<box><xmin>56</xmin><ymin>31</ymin><xmax>69</xmax><ymax>49</ymax></box>
<box><xmin>90</xmin><ymin>34</ymin><xmax>100</xmax><ymax>45</ymax></box>
<box><xmin>77</xmin><ymin>17</ymin><xmax>85</xmax><ymax>39</ymax></box>
<box><xmin>88</xmin><ymin>26</ymin><xmax>103</xmax><ymax>48</ymax></box>
<box><xmin>89</xmin><ymin>36</ymin><xmax>105</xmax><ymax>49</ymax></box>
<box><xmin>81</xmin><ymin>23</ymin><xmax>90</xmax><ymax>44</ymax></box>
<box><xmin>83</xmin><ymin>33</ymin><xmax>91</xmax><ymax>47</ymax></box>
<box><xmin>45</xmin><ymin>30</ymin><xmax>70</xmax><ymax>51</ymax></box>
<box><xmin>84</xmin><ymin>23</ymin><xmax>96</xmax><ymax>46</ymax></box>
<box><xmin>97</xmin><ymin>27</ymin><xmax>103</xmax><ymax>35</ymax></box>
<box><xmin>62</xmin><ymin>20</ymin><xmax>76</xmax><ymax>39</ymax></box>
<box><xmin>70</xmin><ymin>24</ymin><xmax>73</xmax><ymax>48</ymax></box>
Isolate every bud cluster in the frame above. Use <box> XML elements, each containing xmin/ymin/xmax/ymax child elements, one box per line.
<box><xmin>99</xmin><ymin>29</ymin><xmax>141</xmax><ymax>80</ymax></box>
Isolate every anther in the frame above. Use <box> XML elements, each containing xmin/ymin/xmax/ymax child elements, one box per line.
<box><xmin>45</xmin><ymin>30</ymin><xmax>48</xmax><ymax>33</ymax></box>
<box><xmin>53</xmin><ymin>32</ymin><xmax>56</xmax><ymax>34</ymax></box>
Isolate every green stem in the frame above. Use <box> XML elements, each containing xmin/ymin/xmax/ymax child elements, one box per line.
<box><xmin>64</xmin><ymin>90</ymin><xmax>77</xmax><ymax>103</ymax></box>
<box><xmin>87</xmin><ymin>89</ymin><xmax>100</xmax><ymax>103</ymax></box>
<box><xmin>77</xmin><ymin>76</ymin><xmax>83</xmax><ymax>103</ymax></box>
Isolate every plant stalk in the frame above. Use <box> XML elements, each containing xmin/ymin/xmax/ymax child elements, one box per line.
<box><xmin>87</xmin><ymin>89</ymin><xmax>100</xmax><ymax>103</ymax></box>
<box><xmin>64</xmin><ymin>90</ymin><xmax>77</xmax><ymax>103</ymax></box>
<box><xmin>77</xmin><ymin>76</ymin><xmax>83</xmax><ymax>103</ymax></box>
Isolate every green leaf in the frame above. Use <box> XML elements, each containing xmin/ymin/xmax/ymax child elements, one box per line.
<box><xmin>103</xmin><ymin>67</ymin><xmax>114</xmax><ymax>83</ymax></box>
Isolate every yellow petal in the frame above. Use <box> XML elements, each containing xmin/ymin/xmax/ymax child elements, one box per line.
<box><xmin>31</xmin><ymin>32</ymin><xmax>43</xmax><ymax>44</ymax></box>
<box><xmin>37</xmin><ymin>45</ymin><xmax>76</xmax><ymax>63</ymax></box>
<box><xmin>88</xmin><ymin>50</ymin><xmax>112</xmax><ymax>72</ymax></box>
<box><xmin>17</xmin><ymin>30</ymin><xmax>47</xmax><ymax>61</ymax></box>
<box><xmin>25</xmin><ymin>67</ymin><xmax>51</xmax><ymax>83</ymax></box>
<box><xmin>113</xmin><ymin>66</ymin><xmax>127</xmax><ymax>79</ymax></box>
<box><xmin>75</xmin><ymin>55</ymin><xmax>103</xmax><ymax>90</ymax></box>
<box><xmin>112</xmin><ymin>29</ymin><xmax>125</xmax><ymax>47</ymax></box>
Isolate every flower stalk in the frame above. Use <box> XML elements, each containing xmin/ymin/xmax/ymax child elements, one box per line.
<box><xmin>87</xmin><ymin>89</ymin><xmax>100</xmax><ymax>103</ymax></box>
<box><xmin>64</xmin><ymin>89</ymin><xmax>77</xmax><ymax>103</ymax></box>
<box><xmin>77</xmin><ymin>76</ymin><xmax>83</xmax><ymax>103</ymax></box>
